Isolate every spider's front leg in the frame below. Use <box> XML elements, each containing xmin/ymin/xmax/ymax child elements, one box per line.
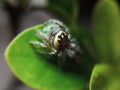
<box><xmin>30</xmin><ymin>30</ymin><xmax>50</xmax><ymax>54</ymax></box>
<box><xmin>30</xmin><ymin>41</ymin><xmax>47</xmax><ymax>48</ymax></box>
<box><xmin>36</xmin><ymin>30</ymin><xmax>49</xmax><ymax>43</ymax></box>
<box><xmin>30</xmin><ymin>41</ymin><xmax>48</xmax><ymax>54</ymax></box>
<box><xmin>30</xmin><ymin>41</ymin><xmax>57</xmax><ymax>55</ymax></box>
<box><xmin>37</xmin><ymin>49</ymin><xmax>57</xmax><ymax>56</ymax></box>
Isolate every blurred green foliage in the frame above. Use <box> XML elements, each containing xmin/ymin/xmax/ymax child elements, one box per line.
<box><xmin>91</xmin><ymin>0</ymin><xmax>120</xmax><ymax>90</ymax></box>
<box><xmin>92</xmin><ymin>0</ymin><xmax>120</xmax><ymax>63</ymax></box>
<box><xmin>47</xmin><ymin>0</ymin><xmax>78</xmax><ymax>25</ymax></box>
<box><xmin>90</xmin><ymin>64</ymin><xmax>120</xmax><ymax>90</ymax></box>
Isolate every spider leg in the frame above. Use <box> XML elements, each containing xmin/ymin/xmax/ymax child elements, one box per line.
<box><xmin>36</xmin><ymin>30</ymin><xmax>49</xmax><ymax>43</ymax></box>
<box><xmin>66</xmin><ymin>49</ymin><xmax>76</xmax><ymax>58</ymax></box>
<box><xmin>67</xmin><ymin>41</ymin><xmax>82</xmax><ymax>63</ymax></box>
<box><xmin>64</xmin><ymin>28</ymin><xmax>71</xmax><ymax>39</ymax></box>
<box><xmin>70</xmin><ymin>38</ymin><xmax>81</xmax><ymax>52</ymax></box>
<box><xmin>30</xmin><ymin>41</ymin><xmax>47</xmax><ymax>48</ymax></box>
<box><xmin>37</xmin><ymin>50</ymin><xmax>56</xmax><ymax>55</ymax></box>
<box><xmin>58</xmin><ymin>52</ymin><xmax>67</xmax><ymax>67</ymax></box>
<box><xmin>70</xmin><ymin>38</ymin><xmax>77</xmax><ymax>43</ymax></box>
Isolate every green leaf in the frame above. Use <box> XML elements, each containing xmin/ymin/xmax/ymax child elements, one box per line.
<box><xmin>89</xmin><ymin>63</ymin><xmax>120</xmax><ymax>90</ymax></box>
<box><xmin>92</xmin><ymin>0</ymin><xmax>120</xmax><ymax>63</ymax></box>
<box><xmin>5</xmin><ymin>24</ymin><xmax>86</xmax><ymax>90</ymax></box>
<box><xmin>47</xmin><ymin>0</ymin><xmax>78</xmax><ymax>24</ymax></box>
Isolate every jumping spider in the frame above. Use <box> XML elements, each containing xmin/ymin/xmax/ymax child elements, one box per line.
<box><xmin>30</xmin><ymin>19</ymin><xmax>81</xmax><ymax>66</ymax></box>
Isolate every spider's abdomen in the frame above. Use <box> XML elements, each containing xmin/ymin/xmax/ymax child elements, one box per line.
<box><xmin>53</xmin><ymin>31</ymin><xmax>69</xmax><ymax>50</ymax></box>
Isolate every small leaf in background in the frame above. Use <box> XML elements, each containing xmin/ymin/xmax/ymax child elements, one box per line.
<box><xmin>92</xmin><ymin>0</ymin><xmax>120</xmax><ymax>63</ymax></box>
<box><xmin>89</xmin><ymin>63</ymin><xmax>120</xmax><ymax>90</ymax></box>
<box><xmin>5</xmin><ymin>24</ymin><xmax>86</xmax><ymax>90</ymax></box>
<box><xmin>47</xmin><ymin>0</ymin><xmax>78</xmax><ymax>24</ymax></box>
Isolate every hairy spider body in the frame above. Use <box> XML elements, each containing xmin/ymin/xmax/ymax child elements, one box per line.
<box><xmin>30</xmin><ymin>19</ymin><xmax>81</xmax><ymax>66</ymax></box>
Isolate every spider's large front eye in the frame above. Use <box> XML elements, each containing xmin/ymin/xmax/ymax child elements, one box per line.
<box><xmin>54</xmin><ymin>31</ymin><xmax>69</xmax><ymax>50</ymax></box>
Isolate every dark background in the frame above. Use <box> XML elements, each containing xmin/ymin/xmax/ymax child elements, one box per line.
<box><xmin>0</xmin><ymin>0</ymin><xmax>120</xmax><ymax>90</ymax></box>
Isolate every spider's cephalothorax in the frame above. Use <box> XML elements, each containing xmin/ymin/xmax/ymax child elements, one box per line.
<box><xmin>30</xmin><ymin>19</ymin><xmax>81</xmax><ymax>66</ymax></box>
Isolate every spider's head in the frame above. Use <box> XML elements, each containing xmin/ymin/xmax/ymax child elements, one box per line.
<box><xmin>53</xmin><ymin>31</ymin><xmax>69</xmax><ymax>50</ymax></box>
